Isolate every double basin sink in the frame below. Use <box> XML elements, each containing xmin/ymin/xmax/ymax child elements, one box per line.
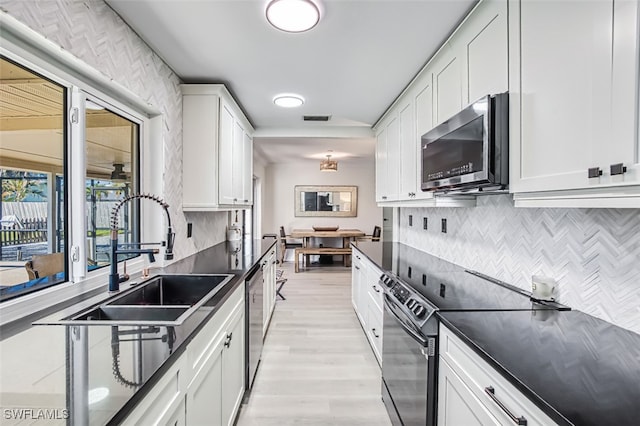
<box><xmin>59</xmin><ymin>274</ymin><xmax>234</xmax><ymax>326</ymax></box>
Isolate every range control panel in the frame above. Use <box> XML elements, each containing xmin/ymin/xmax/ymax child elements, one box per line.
<box><xmin>379</xmin><ymin>273</ymin><xmax>437</xmax><ymax>326</ymax></box>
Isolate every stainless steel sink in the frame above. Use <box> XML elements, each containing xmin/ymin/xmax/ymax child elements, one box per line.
<box><xmin>55</xmin><ymin>273</ymin><xmax>234</xmax><ymax>326</ymax></box>
<box><xmin>108</xmin><ymin>274</ymin><xmax>232</xmax><ymax>307</ymax></box>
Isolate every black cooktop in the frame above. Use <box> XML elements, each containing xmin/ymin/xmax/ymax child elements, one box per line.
<box><xmin>385</xmin><ymin>244</ymin><xmax>564</xmax><ymax>312</ymax></box>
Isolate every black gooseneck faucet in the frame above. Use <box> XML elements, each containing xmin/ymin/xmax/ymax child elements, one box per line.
<box><xmin>108</xmin><ymin>193</ymin><xmax>175</xmax><ymax>292</ymax></box>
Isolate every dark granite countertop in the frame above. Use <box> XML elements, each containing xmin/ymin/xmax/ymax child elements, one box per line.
<box><xmin>353</xmin><ymin>241</ymin><xmax>640</xmax><ymax>426</ymax></box>
<box><xmin>439</xmin><ymin>310</ymin><xmax>640</xmax><ymax>426</ymax></box>
<box><xmin>20</xmin><ymin>239</ymin><xmax>274</xmax><ymax>426</ymax></box>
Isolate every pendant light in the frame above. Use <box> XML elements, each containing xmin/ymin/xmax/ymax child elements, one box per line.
<box><xmin>320</xmin><ymin>154</ymin><xmax>337</xmax><ymax>172</ymax></box>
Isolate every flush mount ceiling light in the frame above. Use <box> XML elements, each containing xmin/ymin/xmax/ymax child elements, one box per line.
<box><xmin>273</xmin><ymin>94</ymin><xmax>305</xmax><ymax>108</ymax></box>
<box><xmin>266</xmin><ymin>0</ymin><xmax>321</xmax><ymax>33</ymax></box>
<box><xmin>320</xmin><ymin>153</ymin><xmax>338</xmax><ymax>172</ymax></box>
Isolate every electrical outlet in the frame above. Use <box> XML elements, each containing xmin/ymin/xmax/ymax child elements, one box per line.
<box><xmin>409</xmin><ymin>215</ymin><xmax>413</xmax><ymax>226</ymax></box>
<box><xmin>423</xmin><ymin>217</ymin><xmax>428</xmax><ymax>230</ymax></box>
<box><xmin>441</xmin><ymin>218</ymin><xmax>447</xmax><ymax>233</ymax></box>
<box><xmin>187</xmin><ymin>223</ymin><xmax>193</xmax><ymax>238</ymax></box>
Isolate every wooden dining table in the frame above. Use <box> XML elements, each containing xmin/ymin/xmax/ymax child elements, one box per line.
<box><xmin>290</xmin><ymin>229</ymin><xmax>366</xmax><ymax>248</ymax></box>
<box><xmin>289</xmin><ymin>229</ymin><xmax>365</xmax><ymax>271</ymax></box>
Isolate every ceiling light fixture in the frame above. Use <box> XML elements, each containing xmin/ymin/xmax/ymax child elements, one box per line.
<box><xmin>320</xmin><ymin>153</ymin><xmax>337</xmax><ymax>172</ymax></box>
<box><xmin>266</xmin><ymin>0</ymin><xmax>321</xmax><ymax>33</ymax></box>
<box><xmin>273</xmin><ymin>94</ymin><xmax>305</xmax><ymax>108</ymax></box>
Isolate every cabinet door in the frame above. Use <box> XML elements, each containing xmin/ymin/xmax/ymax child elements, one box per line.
<box><xmin>375</xmin><ymin>125</ymin><xmax>389</xmax><ymax>202</ymax></box>
<box><xmin>512</xmin><ymin>0</ymin><xmax>640</xmax><ymax>194</ymax></box>
<box><xmin>385</xmin><ymin>116</ymin><xmax>401</xmax><ymax>201</ymax></box>
<box><xmin>163</xmin><ymin>397</ymin><xmax>186</xmax><ymax>426</ymax></box>
<box><xmin>232</xmin><ymin>120</ymin><xmax>245</xmax><ymax>204</ymax></box>
<box><xmin>241</xmin><ymin>131</ymin><xmax>253</xmax><ymax>205</ymax></box>
<box><xmin>186</xmin><ymin>335</ymin><xmax>224</xmax><ymax>426</ymax></box>
<box><xmin>433</xmin><ymin>43</ymin><xmax>463</xmax><ymax>125</ymax></box>
<box><xmin>603</xmin><ymin>0</ymin><xmax>639</xmax><ymax>184</ymax></box>
<box><xmin>438</xmin><ymin>358</ymin><xmax>498</xmax><ymax>426</ymax></box>
<box><xmin>218</xmin><ymin>99</ymin><xmax>236</xmax><ymax>204</ymax></box>
<box><xmin>351</xmin><ymin>253</ymin><xmax>365</xmax><ymax>323</ymax></box>
<box><xmin>366</xmin><ymin>294</ymin><xmax>383</xmax><ymax>366</ymax></box>
<box><xmin>462</xmin><ymin>0</ymin><xmax>508</xmax><ymax>104</ymax></box>
<box><xmin>414</xmin><ymin>72</ymin><xmax>436</xmax><ymax>201</ymax></box>
<box><xmin>399</xmin><ymin>99</ymin><xmax>417</xmax><ymax>199</ymax></box>
<box><xmin>222</xmin><ymin>309</ymin><xmax>245</xmax><ymax>426</ymax></box>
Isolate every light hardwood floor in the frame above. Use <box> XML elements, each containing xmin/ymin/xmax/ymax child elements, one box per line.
<box><xmin>236</xmin><ymin>262</ymin><xmax>392</xmax><ymax>426</ymax></box>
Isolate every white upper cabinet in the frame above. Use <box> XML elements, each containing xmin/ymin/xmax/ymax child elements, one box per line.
<box><xmin>399</xmin><ymin>98</ymin><xmax>417</xmax><ymax>199</ymax></box>
<box><xmin>510</xmin><ymin>0</ymin><xmax>640</xmax><ymax>207</ymax></box>
<box><xmin>432</xmin><ymin>42</ymin><xmax>464</xmax><ymax>126</ymax></box>
<box><xmin>375</xmin><ymin>114</ymin><xmax>401</xmax><ymax>202</ymax></box>
<box><xmin>374</xmin><ymin>0</ymin><xmax>506</xmax><ymax>207</ymax></box>
<box><xmin>182</xmin><ymin>84</ymin><xmax>255</xmax><ymax>211</ymax></box>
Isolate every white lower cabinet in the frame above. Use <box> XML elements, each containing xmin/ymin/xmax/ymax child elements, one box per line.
<box><xmin>263</xmin><ymin>247</ymin><xmax>277</xmax><ymax>337</ymax></box>
<box><xmin>438</xmin><ymin>359</ymin><xmax>498</xmax><ymax>426</ymax></box>
<box><xmin>186</xmin><ymin>337</ymin><xmax>224</xmax><ymax>426</ymax></box>
<box><xmin>122</xmin><ymin>285</ymin><xmax>245</xmax><ymax>426</ymax></box>
<box><xmin>438</xmin><ymin>324</ymin><xmax>557</xmax><ymax>426</ymax></box>
<box><xmin>122</xmin><ymin>354</ymin><xmax>187</xmax><ymax>425</ymax></box>
<box><xmin>351</xmin><ymin>246</ymin><xmax>384</xmax><ymax>366</ymax></box>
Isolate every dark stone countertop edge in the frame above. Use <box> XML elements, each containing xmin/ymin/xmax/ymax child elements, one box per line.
<box><xmin>436</xmin><ymin>313</ymin><xmax>573</xmax><ymax>426</ymax></box>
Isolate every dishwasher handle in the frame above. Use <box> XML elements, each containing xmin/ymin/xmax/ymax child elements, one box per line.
<box><xmin>383</xmin><ymin>294</ymin><xmax>429</xmax><ymax>348</ymax></box>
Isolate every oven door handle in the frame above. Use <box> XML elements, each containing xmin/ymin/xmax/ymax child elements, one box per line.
<box><xmin>383</xmin><ymin>294</ymin><xmax>429</xmax><ymax>347</ymax></box>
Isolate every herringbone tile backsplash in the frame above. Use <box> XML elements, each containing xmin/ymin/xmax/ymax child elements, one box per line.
<box><xmin>399</xmin><ymin>195</ymin><xmax>640</xmax><ymax>334</ymax></box>
<box><xmin>1</xmin><ymin>0</ymin><xmax>227</xmax><ymax>259</ymax></box>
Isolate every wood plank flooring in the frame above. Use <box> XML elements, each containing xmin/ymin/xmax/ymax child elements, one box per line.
<box><xmin>236</xmin><ymin>263</ymin><xmax>391</xmax><ymax>426</ymax></box>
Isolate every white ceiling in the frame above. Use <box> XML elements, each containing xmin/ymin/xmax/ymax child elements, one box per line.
<box><xmin>106</xmin><ymin>0</ymin><xmax>477</xmax><ymax>164</ymax></box>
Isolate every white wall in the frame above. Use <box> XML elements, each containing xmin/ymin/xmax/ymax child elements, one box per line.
<box><xmin>1</xmin><ymin>0</ymin><xmax>227</xmax><ymax>261</ymax></box>
<box><xmin>264</xmin><ymin>159</ymin><xmax>381</xmax><ymax>244</ymax></box>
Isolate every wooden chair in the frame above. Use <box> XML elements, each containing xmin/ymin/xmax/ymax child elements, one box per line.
<box><xmin>357</xmin><ymin>225</ymin><xmax>381</xmax><ymax>243</ymax></box>
<box><xmin>24</xmin><ymin>252</ymin><xmax>64</xmax><ymax>280</ymax></box>
<box><xmin>279</xmin><ymin>226</ymin><xmax>303</xmax><ymax>264</ymax></box>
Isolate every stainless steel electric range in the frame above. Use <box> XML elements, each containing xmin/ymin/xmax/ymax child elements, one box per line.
<box><xmin>378</xmin><ymin>244</ymin><xmax>568</xmax><ymax>426</ymax></box>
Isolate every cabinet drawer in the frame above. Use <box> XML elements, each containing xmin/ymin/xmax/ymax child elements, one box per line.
<box><xmin>439</xmin><ymin>325</ymin><xmax>558</xmax><ymax>426</ymax></box>
<box><xmin>366</xmin><ymin>294</ymin><xmax>383</xmax><ymax>366</ymax></box>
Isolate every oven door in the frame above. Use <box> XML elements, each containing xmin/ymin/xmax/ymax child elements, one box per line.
<box><xmin>381</xmin><ymin>294</ymin><xmax>437</xmax><ymax>426</ymax></box>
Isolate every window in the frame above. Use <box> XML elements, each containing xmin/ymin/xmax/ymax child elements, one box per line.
<box><xmin>0</xmin><ymin>55</ymin><xmax>142</xmax><ymax>302</ymax></box>
<box><xmin>0</xmin><ymin>57</ymin><xmax>67</xmax><ymax>301</ymax></box>
<box><xmin>85</xmin><ymin>103</ymin><xmax>140</xmax><ymax>270</ymax></box>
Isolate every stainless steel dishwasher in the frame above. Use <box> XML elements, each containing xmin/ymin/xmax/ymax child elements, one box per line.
<box><xmin>245</xmin><ymin>262</ymin><xmax>263</xmax><ymax>391</ymax></box>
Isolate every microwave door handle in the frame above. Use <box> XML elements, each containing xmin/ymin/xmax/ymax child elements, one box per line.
<box><xmin>383</xmin><ymin>294</ymin><xmax>429</xmax><ymax>347</ymax></box>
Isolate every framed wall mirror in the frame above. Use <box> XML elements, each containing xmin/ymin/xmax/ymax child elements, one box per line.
<box><xmin>295</xmin><ymin>185</ymin><xmax>358</xmax><ymax>217</ymax></box>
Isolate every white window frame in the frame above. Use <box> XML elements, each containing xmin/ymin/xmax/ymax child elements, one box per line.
<box><xmin>0</xmin><ymin>12</ymin><xmax>164</xmax><ymax>325</ymax></box>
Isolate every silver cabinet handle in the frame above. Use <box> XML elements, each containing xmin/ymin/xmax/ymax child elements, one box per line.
<box><xmin>484</xmin><ymin>387</ymin><xmax>527</xmax><ymax>425</ymax></box>
<box><xmin>355</xmin><ymin>266</ymin><xmax>360</xmax><ymax>270</ymax></box>
<box><xmin>372</xmin><ymin>285</ymin><xmax>381</xmax><ymax>293</ymax></box>
<box><xmin>371</xmin><ymin>328</ymin><xmax>380</xmax><ymax>338</ymax></box>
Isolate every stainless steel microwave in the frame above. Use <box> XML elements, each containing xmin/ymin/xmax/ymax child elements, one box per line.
<box><xmin>421</xmin><ymin>93</ymin><xmax>508</xmax><ymax>193</ymax></box>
